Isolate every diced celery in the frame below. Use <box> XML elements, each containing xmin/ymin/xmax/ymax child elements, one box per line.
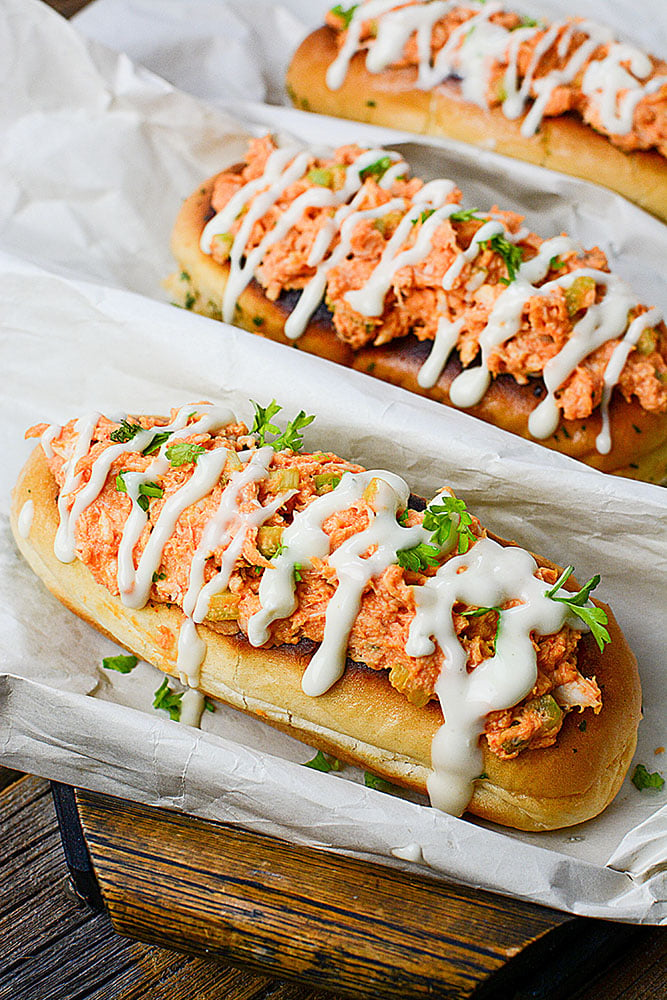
<box><xmin>257</xmin><ymin>525</ymin><xmax>284</xmax><ymax>557</ymax></box>
<box><xmin>225</xmin><ymin>451</ymin><xmax>243</xmax><ymax>474</ymax></box>
<box><xmin>636</xmin><ymin>327</ymin><xmax>657</xmax><ymax>355</ymax></box>
<box><xmin>314</xmin><ymin>473</ymin><xmax>341</xmax><ymax>494</ymax></box>
<box><xmin>206</xmin><ymin>591</ymin><xmax>240</xmax><ymax>621</ymax></box>
<box><xmin>565</xmin><ymin>276</ymin><xmax>596</xmax><ymax>316</ymax></box>
<box><xmin>212</xmin><ymin>232</ymin><xmax>234</xmax><ymax>260</ymax></box>
<box><xmin>307</xmin><ymin>168</ymin><xmax>333</xmax><ymax>188</ymax></box>
<box><xmin>268</xmin><ymin>467</ymin><xmax>300</xmax><ymax>490</ymax></box>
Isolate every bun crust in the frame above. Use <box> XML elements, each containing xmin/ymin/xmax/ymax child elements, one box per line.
<box><xmin>166</xmin><ymin>174</ymin><xmax>667</xmax><ymax>483</ymax></box>
<box><xmin>11</xmin><ymin>445</ymin><xmax>642</xmax><ymax>831</ymax></box>
<box><xmin>286</xmin><ymin>26</ymin><xmax>667</xmax><ymax>224</ymax></box>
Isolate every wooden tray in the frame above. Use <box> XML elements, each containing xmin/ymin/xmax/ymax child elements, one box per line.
<box><xmin>51</xmin><ymin>783</ymin><xmax>638</xmax><ymax>1000</ymax></box>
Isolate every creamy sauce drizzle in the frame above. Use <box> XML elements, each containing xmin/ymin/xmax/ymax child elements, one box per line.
<box><xmin>326</xmin><ymin>2</ymin><xmax>663</xmax><ymax>137</ymax></box>
<box><xmin>18</xmin><ymin>499</ymin><xmax>34</xmax><ymax>538</ymax></box>
<box><xmin>46</xmin><ymin>406</ymin><xmax>601</xmax><ymax>816</ymax></box>
<box><xmin>391</xmin><ymin>842</ymin><xmax>424</xmax><ymax>863</ymax></box>
<box><xmin>200</xmin><ymin>145</ymin><xmax>408</xmax><ymax>331</ymax></box>
<box><xmin>202</xmin><ymin>139</ymin><xmax>657</xmax><ymax>453</ymax></box>
<box><xmin>406</xmin><ymin>536</ymin><xmax>570</xmax><ymax>814</ymax></box>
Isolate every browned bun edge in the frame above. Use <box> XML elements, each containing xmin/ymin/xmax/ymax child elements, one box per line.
<box><xmin>166</xmin><ymin>173</ymin><xmax>667</xmax><ymax>483</ymax></box>
<box><xmin>11</xmin><ymin>445</ymin><xmax>642</xmax><ymax>831</ymax></box>
<box><xmin>286</xmin><ymin>26</ymin><xmax>667</xmax><ymax>224</ymax></box>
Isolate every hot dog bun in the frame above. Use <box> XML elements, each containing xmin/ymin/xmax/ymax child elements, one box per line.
<box><xmin>286</xmin><ymin>21</ymin><xmax>667</xmax><ymax>224</ymax></box>
<box><xmin>11</xmin><ymin>441</ymin><xmax>641</xmax><ymax>832</ymax></box>
<box><xmin>166</xmin><ymin>163</ymin><xmax>667</xmax><ymax>484</ymax></box>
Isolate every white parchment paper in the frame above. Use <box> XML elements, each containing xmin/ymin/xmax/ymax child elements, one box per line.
<box><xmin>0</xmin><ymin>0</ymin><xmax>665</xmax><ymax>922</ymax></box>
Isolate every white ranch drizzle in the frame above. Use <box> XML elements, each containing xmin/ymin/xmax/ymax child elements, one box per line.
<box><xmin>248</xmin><ymin>471</ymin><xmax>452</xmax><ymax>697</ymax></box>
<box><xmin>418</xmin><ymin>316</ymin><xmax>464</xmax><ymax>389</ymax></box>
<box><xmin>200</xmin><ymin>145</ymin><xmax>408</xmax><ymax>331</ymax></box>
<box><xmin>54</xmin><ymin>411</ymin><xmax>102</xmax><ymax>562</ymax></box>
<box><xmin>44</xmin><ymin>405</ymin><xmax>601</xmax><ymax>817</ymax></box>
<box><xmin>177</xmin><ymin>447</ymin><xmax>297</xmax><ymax>685</ymax></box>
<box><xmin>344</xmin><ymin>180</ymin><xmax>458</xmax><ymax>317</ymax></box>
<box><xmin>18</xmin><ymin>499</ymin><xmax>34</xmax><ymax>539</ymax></box>
<box><xmin>40</xmin><ymin>423</ymin><xmax>62</xmax><ymax>459</ymax></box>
<box><xmin>433</xmin><ymin>234</ymin><xmax>648</xmax><ymax>445</ymax></box>
<box><xmin>596</xmin><ymin>307</ymin><xmax>663</xmax><ymax>454</ymax></box>
<box><xmin>406</xmin><ymin>536</ymin><xmax>571</xmax><ymax>815</ymax></box>
<box><xmin>391</xmin><ymin>842</ymin><xmax>424</xmax><ymax>863</ymax></box>
<box><xmin>326</xmin><ymin>2</ymin><xmax>664</xmax><ymax>138</ymax></box>
<box><xmin>179</xmin><ymin>688</ymin><xmax>207</xmax><ymax>728</ymax></box>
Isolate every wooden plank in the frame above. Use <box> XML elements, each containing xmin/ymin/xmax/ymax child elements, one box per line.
<box><xmin>76</xmin><ymin>789</ymin><xmax>584</xmax><ymax>1000</ymax></box>
<box><xmin>0</xmin><ymin>776</ymin><xmax>335</xmax><ymax>1000</ymax></box>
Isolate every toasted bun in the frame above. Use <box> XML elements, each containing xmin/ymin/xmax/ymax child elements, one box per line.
<box><xmin>11</xmin><ymin>445</ymin><xmax>642</xmax><ymax>831</ymax></box>
<box><xmin>166</xmin><ymin>173</ymin><xmax>667</xmax><ymax>484</ymax></box>
<box><xmin>286</xmin><ymin>26</ymin><xmax>667</xmax><ymax>224</ymax></box>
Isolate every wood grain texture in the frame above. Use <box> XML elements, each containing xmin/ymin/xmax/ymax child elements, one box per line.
<box><xmin>75</xmin><ymin>788</ymin><xmax>590</xmax><ymax>1000</ymax></box>
<box><xmin>0</xmin><ymin>776</ymin><xmax>336</xmax><ymax>1000</ymax></box>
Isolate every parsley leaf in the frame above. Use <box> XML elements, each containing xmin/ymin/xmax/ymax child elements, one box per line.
<box><xmin>413</xmin><ymin>208</ymin><xmax>435</xmax><ymax>225</ymax></box>
<box><xmin>272</xmin><ymin>410</ymin><xmax>315</xmax><ymax>452</ymax></box>
<box><xmin>545</xmin><ymin>566</ymin><xmax>611</xmax><ymax>651</ymax></box>
<box><xmin>115</xmin><ymin>472</ymin><xmax>164</xmax><ymax>512</ymax></box>
<box><xmin>424</xmin><ymin>497</ymin><xmax>476</xmax><ymax>553</ymax></box>
<box><xmin>631</xmin><ymin>764</ymin><xmax>665</xmax><ymax>791</ymax></box>
<box><xmin>396</xmin><ymin>542</ymin><xmax>441</xmax><ymax>573</ymax></box>
<box><xmin>166</xmin><ymin>441</ymin><xmax>206</xmax><ymax>467</ymax></box>
<box><xmin>303</xmin><ymin>750</ymin><xmax>341</xmax><ymax>772</ymax></box>
<box><xmin>330</xmin><ymin>3</ymin><xmax>357</xmax><ymax>28</ymax></box>
<box><xmin>293</xmin><ymin>563</ymin><xmax>304</xmax><ymax>583</ymax></box>
<box><xmin>152</xmin><ymin>677</ymin><xmax>184</xmax><ymax>722</ymax></box>
<box><xmin>204</xmin><ymin>697</ymin><xmax>215</xmax><ymax>713</ymax></box>
<box><xmin>479</xmin><ymin>233</ymin><xmax>524</xmax><ymax>284</ymax></box>
<box><xmin>251</xmin><ymin>399</ymin><xmax>282</xmax><ymax>445</ymax></box>
<box><xmin>396</xmin><ymin>496</ymin><xmax>477</xmax><ymax>572</ymax></box>
<box><xmin>461</xmin><ymin>605</ymin><xmax>502</xmax><ymax>644</ymax></box>
<box><xmin>142</xmin><ymin>430</ymin><xmax>173</xmax><ymax>456</ymax></box>
<box><xmin>102</xmin><ymin>654</ymin><xmax>138</xmax><ymax>674</ymax></box>
<box><xmin>110</xmin><ymin>419</ymin><xmax>142</xmax><ymax>443</ymax></box>
<box><xmin>251</xmin><ymin>399</ymin><xmax>315</xmax><ymax>452</ymax></box>
<box><xmin>364</xmin><ymin>771</ymin><xmax>396</xmax><ymax>793</ymax></box>
<box><xmin>448</xmin><ymin>207</ymin><xmax>480</xmax><ymax>222</ymax></box>
<box><xmin>359</xmin><ymin>155</ymin><xmax>393</xmax><ymax>181</ymax></box>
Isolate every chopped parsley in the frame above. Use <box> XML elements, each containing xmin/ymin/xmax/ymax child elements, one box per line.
<box><xmin>396</xmin><ymin>496</ymin><xmax>477</xmax><ymax>572</ymax></box>
<box><xmin>545</xmin><ymin>566</ymin><xmax>611</xmax><ymax>651</ymax></box>
<box><xmin>364</xmin><ymin>771</ymin><xmax>395</xmax><ymax>793</ymax></box>
<box><xmin>152</xmin><ymin>677</ymin><xmax>184</xmax><ymax>722</ymax></box>
<box><xmin>631</xmin><ymin>764</ymin><xmax>665</xmax><ymax>792</ymax></box>
<box><xmin>115</xmin><ymin>471</ymin><xmax>164</xmax><ymax>512</ymax></box>
<box><xmin>359</xmin><ymin>155</ymin><xmax>393</xmax><ymax>181</ymax></box>
<box><xmin>110</xmin><ymin>418</ymin><xmax>142</xmax><ymax>443</ymax></box>
<box><xmin>423</xmin><ymin>497</ymin><xmax>476</xmax><ymax>553</ymax></box>
<box><xmin>250</xmin><ymin>399</ymin><xmax>315</xmax><ymax>452</ymax></box>
<box><xmin>461</xmin><ymin>605</ymin><xmax>502</xmax><ymax>644</ymax></box>
<box><xmin>549</xmin><ymin>255</ymin><xmax>567</xmax><ymax>271</ymax></box>
<box><xmin>396</xmin><ymin>541</ymin><xmax>441</xmax><ymax>573</ymax></box>
<box><xmin>414</xmin><ymin>208</ymin><xmax>435</xmax><ymax>225</ymax></box>
<box><xmin>303</xmin><ymin>750</ymin><xmax>341</xmax><ymax>772</ymax></box>
<box><xmin>293</xmin><ymin>563</ymin><xmax>304</xmax><ymax>583</ymax></box>
<box><xmin>152</xmin><ymin>571</ymin><xmax>166</xmax><ymax>583</ymax></box>
<box><xmin>166</xmin><ymin>441</ymin><xmax>206</xmax><ymax>467</ymax></box>
<box><xmin>479</xmin><ymin>233</ymin><xmax>524</xmax><ymax>283</ymax></box>
<box><xmin>204</xmin><ymin>697</ymin><xmax>215</xmax><ymax>713</ymax></box>
<box><xmin>142</xmin><ymin>430</ymin><xmax>173</xmax><ymax>456</ymax></box>
<box><xmin>102</xmin><ymin>654</ymin><xmax>138</xmax><ymax>674</ymax></box>
<box><xmin>448</xmin><ymin>207</ymin><xmax>480</xmax><ymax>223</ymax></box>
<box><xmin>330</xmin><ymin>3</ymin><xmax>357</xmax><ymax>29</ymax></box>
